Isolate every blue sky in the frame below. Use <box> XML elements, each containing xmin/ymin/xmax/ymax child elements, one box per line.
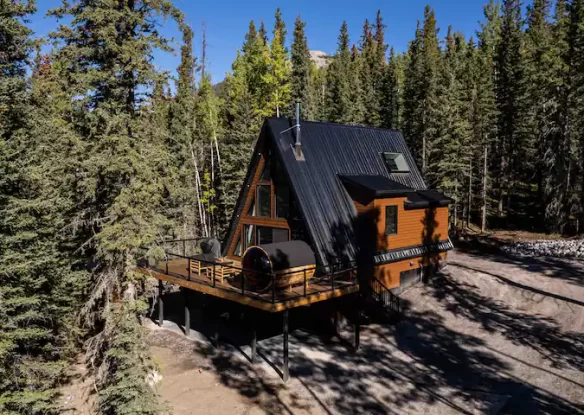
<box><xmin>30</xmin><ymin>0</ymin><xmax>494</xmax><ymax>83</ymax></box>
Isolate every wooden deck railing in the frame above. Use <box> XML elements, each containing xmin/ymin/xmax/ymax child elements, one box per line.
<box><xmin>139</xmin><ymin>240</ymin><xmax>360</xmax><ymax>305</ymax></box>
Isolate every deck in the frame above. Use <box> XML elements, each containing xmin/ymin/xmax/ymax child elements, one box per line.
<box><xmin>136</xmin><ymin>257</ymin><xmax>360</xmax><ymax>312</ymax></box>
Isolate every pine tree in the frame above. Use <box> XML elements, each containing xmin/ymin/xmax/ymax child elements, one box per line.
<box><xmin>475</xmin><ymin>0</ymin><xmax>501</xmax><ymax>231</ymax></box>
<box><xmin>524</xmin><ymin>0</ymin><xmax>565</xmax><ymax>230</ymax></box>
<box><xmin>431</xmin><ymin>29</ymin><xmax>474</xmax><ymax>222</ymax></box>
<box><xmin>326</xmin><ymin>21</ymin><xmax>353</xmax><ymax>123</ymax></box>
<box><xmin>495</xmin><ymin>0</ymin><xmax>528</xmax><ymax>217</ymax></box>
<box><xmin>380</xmin><ymin>48</ymin><xmax>403</xmax><ymax>129</ymax></box>
<box><xmin>289</xmin><ymin>15</ymin><xmax>313</xmax><ymax>119</ymax></box>
<box><xmin>274</xmin><ymin>7</ymin><xmax>287</xmax><ymax>49</ymax></box>
<box><xmin>309</xmin><ymin>63</ymin><xmax>327</xmax><ymax>121</ymax></box>
<box><xmin>403</xmin><ymin>22</ymin><xmax>423</xmax><ymax>151</ymax></box>
<box><xmin>241</xmin><ymin>21</ymin><xmax>270</xmax><ymax>123</ymax></box>
<box><xmin>563</xmin><ymin>0</ymin><xmax>584</xmax><ymax>230</ymax></box>
<box><xmin>357</xmin><ymin>19</ymin><xmax>379</xmax><ymax>125</ymax></box>
<box><xmin>261</xmin><ymin>16</ymin><xmax>292</xmax><ymax>118</ymax></box>
<box><xmin>350</xmin><ymin>44</ymin><xmax>366</xmax><ymax>124</ymax></box>
<box><xmin>1</xmin><ymin>3</ymin><xmax>87</xmax><ymax>413</ymax></box>
<box><xmin>49</xmin><ymin>1</ymin><xmax>185</xmax><ymax>412</ymax></box>
<box><xmin>402</xmin><ymin>7</ymin><xmax>441</xmax><ymax>173</ymax></box>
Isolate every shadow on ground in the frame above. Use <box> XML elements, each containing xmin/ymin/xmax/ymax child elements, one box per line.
<box><xmin>152</xmin><ymin>277</ymin><xmax>584</xmax><ymax>415</ymax></box>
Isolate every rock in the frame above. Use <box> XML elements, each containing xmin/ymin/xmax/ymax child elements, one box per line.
<box><xmin>502</xmin><ymin>239</ymin><xmax>584</xmax><ymax>259</ymax></box>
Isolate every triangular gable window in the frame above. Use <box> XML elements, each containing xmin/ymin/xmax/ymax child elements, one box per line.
<box><xmin>260</xmin><ymin>159</ymin><xmax>271</xmax><ymax>181</ymax></box>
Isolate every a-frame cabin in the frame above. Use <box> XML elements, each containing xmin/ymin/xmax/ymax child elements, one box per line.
<box><xmin>140</xmin><ymin>115</ymin><xmax>453</xmax><ymax>382</ymax></box>
<box><xmin>223</xmin><ymin>117</ymin><xmax>453</xmax><ymax>292</ymax></box>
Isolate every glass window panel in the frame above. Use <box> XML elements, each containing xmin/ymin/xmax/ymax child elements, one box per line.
<box><xmin>275</xmin><ymin>183</ymin><xmax>290</xmax><ymax>218</ymax></box>
<box><xmin>385</xmin><ymin>206</ymin><xmax>398</xmax><ymax>235</ymax></box>
<box><xmin>260</xmin><ymin>160</ymin><xmax>271</xmax><ymax>181</ymax></box>
<box><xmin>257</xmin><ymin>185</ymin><xmax>271</xmax><ymax>217</ymax></box>
<box><xmin>273</xmin><ymin>228</ymin><xmax>289</xmax><ymax>243</ymax></box>
<box><xmin>382</xmin><ymin>152</ymin><xmax>410</xmax><ymax>173</ymax></box>
<box><xmin>244</xmin><ymin>224</ymin><xmax>255</xmax><ymax>249</ymax></box>
<box><xmin>234</xmin><ymin>234</ymin><xmax>242</xmax><ymax>256</ymax></box>
<box><xmin>256</xmin><ymin>226</ymin><xmax>273</xmax><ymax>245</ymax></box>
<box><xmin>247</xmin><ymin>196</ymin><xmax>256</xmax><ymax>216</ymax></box>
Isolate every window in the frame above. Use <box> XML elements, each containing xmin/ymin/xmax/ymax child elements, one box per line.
<box><xmin>256</xmin><ymin>227</ymin><xmax>289</xmax><ymax>245</ymax></box>
<box><xmin>247</xmin><ymin>197</ymin><xmax>256</xmax><ymax>216</ymax></box>
<box><xmin>275</xmin><ymin>183</ymin><xmax>290</xmax><ymax>218</ymax></box>
<box><xmin>260</xmin><ymin>160</ymin><xmax>271</xmax><ymax>181</ymax></box>
<box><xmin>272</xmin><ymin>228</ymin><xmax>289</xmax><ymax>243</ymax></box>
<box><xmin>257</xmin><ymin>185</ymin><xmax>271</xmax><ymax>217</ymax></box>
<box><xmin>244</xmin><ymin>224</ymin><xmax>255</xmax><ymax>249</ymax></box>
<box><xmin>234</xmin><ymin>234</ymin><xmax>242</xmax><ymax>256</ymax></box>
<box><xmin>256</xmin><ymin>226</ymin><xmax>273</xmax><ymax>245</ymax></box>
<box><xmin>382</xmin><ymin>152</ymin><xmax>410</xmax><ymax>173</ymax></box>
<box><xmin>385</xmin><ymin>205</ymin><xmax>398</xmax><ymax>235</ymax></box>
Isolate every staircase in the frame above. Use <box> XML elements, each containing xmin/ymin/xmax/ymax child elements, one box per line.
<box><xmin>366</xmin><ymin>277</ymin><xmax>402</xmax><ymax>323</ymax></box>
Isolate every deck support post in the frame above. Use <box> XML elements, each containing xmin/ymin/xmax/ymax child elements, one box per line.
<box><xmin>158</xmin><ymin>280</ymin><xmax>164</xmax><ymax>327</ymax></box>
<box><xmin>283</xmin><ymin>309</ymin><xmax>289</xmax><ymax>382</ymax></box>
<box><xmin>251</xmin><ymin>322</ymin><xmax>257</xmax><ymax>364</ymax></box>
<box><xmin>354</xmin><ymin>296</ymin><xmax>360</xmax><ymax>352</ymax></box>
<box><xmin>183</xmin><ymin>289</ymin><xmax>190</xmax><ymax>337</ymax></box>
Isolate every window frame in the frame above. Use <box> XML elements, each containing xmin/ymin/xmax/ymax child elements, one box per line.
<box><xmin>381</xmin><ymin>152</ymin><xmax>410</xmax><ymax>173</ymax></box>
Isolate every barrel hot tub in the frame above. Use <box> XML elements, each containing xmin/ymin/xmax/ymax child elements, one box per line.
<box><xmin>242</xmin><ymin>241</ymin><xmax>316</xmax><ymax>291</ymax></box>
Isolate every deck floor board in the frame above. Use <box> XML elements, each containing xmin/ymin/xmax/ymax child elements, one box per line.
<box><xmin>137</xmin><ymin>259</ymin><xmax>359</xmax><ymax>312</ymax></box>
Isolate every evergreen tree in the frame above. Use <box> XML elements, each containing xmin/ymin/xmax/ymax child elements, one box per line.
<box><xmin>241</xmin><ymin>21</ymin><xmax>270</xmax><ymax>123</ymax></box>
<box><xmin>1</xmin><ymin>2</ymin><xmax>85</xmax><ymax>413</ymax></box>
<box><xmin>289</xmin><ymin>15</ymin><xmax>313</xmax><ymax>119</ymax></box>
<box><xmin>403</xmin><ymin>22</ymin><xmax>423</xmax><ymax>150</ymax></box>
<box><xmin>380</xmin><ymin>48</ymin><xmax>403</xmax><ymax>129</ymax></box>
<box><xmin>475</xmin><ymin>0</ymin><xmax>501</xmax><ymax>231</ymax></box>
<box><xmin>350</xmin><ymin>44</ymin><xmax>366</xmax><ymax>124</ymax></box>
<box><xmin>563</xmin><ymin>0</ymin><xmax>584</xmax><ymax>230</ymax></box>
<box><xmin>261</xmin><ymin>12</ymin><xmax>292</xmax><ymax>118</ymax></box>
<box><xmin>495</xmin><ymin>0</ymin><xmax>528</xmax><ymax>216</ymax></box>
<box><xmin>524</xmin><ymin>0</ymin><xmax>565</xmax><ymax>230</ymax></box>
<box><xmin>326</xmin><ymin>21</ymin><xmax>353</xmax><ymax>123</ymax></box>
<box><xmin>274</xmin><ymin>7</ymin><xmax>287</xmax><ymax>49</ymax></box>
<box><xmin>403</xmin><ymin>7</ymin><xmax>441</xmax><ymax>173</ymax></box>
<box><xmin>309</xmin><ymin>63</ymin><xmax>328</xmax><ymax>121</ymax></box>
<box><xmin>49</xmin><ymin>1</ymin><xmax>185</xmax><ymax>412</ymax></box>
<box><xmin>431</xmin><ymin>29</ymin><xmax>474</xmax><ymax>220</ymax></box>
<box><xmin>358</xmin><ymin>19</ymin><xmax>379</xmax><ymax>125</ymax></box>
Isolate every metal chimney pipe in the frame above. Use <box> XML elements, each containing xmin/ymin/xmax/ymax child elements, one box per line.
<box><xmin>294</xmin><ymin>103</ymin><xmax>302</xmax><ymax>159</ymax></box>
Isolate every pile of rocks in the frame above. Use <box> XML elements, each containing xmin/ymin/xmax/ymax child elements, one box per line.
<box><xmin>502</xmin><ymin>239</ymin><xmax>584</xmax><ymax>259</ymax></box>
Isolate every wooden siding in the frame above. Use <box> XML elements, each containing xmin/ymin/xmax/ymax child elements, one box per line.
<box><xmin>373</xmin><ymin>197</ymin><xmax>449</xmax><ymax>252</ymax></box>
<box><xmin>374</xmin><ymin>252</ymin><xmax>447</xmax><ymax>289</ymax></box>
<box><xmin>350</xmin><ymin>195</ymin><xmax>450</xmax><ymax>289</ymax></box>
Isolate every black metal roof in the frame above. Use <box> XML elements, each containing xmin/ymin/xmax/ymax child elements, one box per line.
<box><xmin>339</xmin><ymin>174</ymin><xmax>416</xmax><ymax>198</ymax></box>
<box><xmin>404</xmin><ymin>190</ymin><xmax>454</xmax><ymax>210</ymax></box>
<box><xmin>265</xmin><ymin>118</ymin><xmax>427</xmax><ymax>267</ymax></box>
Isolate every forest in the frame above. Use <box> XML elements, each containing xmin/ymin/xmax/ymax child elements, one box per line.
<box><xmin>1</xmin><ymin>0</ymin><xmax>583</xmax><ymax>413</ymax></box>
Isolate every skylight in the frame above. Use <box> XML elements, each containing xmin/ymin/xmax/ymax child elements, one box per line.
<box><xmin>382</xmin><ymin>152</ymin><xmax>410</xmax><ymax>173</ymax></box>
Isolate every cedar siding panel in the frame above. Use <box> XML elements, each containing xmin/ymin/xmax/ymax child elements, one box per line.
<box><xmin>374</xmin><ymin>197</ymin><xmax>449</xmax><ymax>252</ymax></box>
<box><xmin>375</xmin><ymin>252</ymin><xmax>447</xmax><ymax>289</ymax></box>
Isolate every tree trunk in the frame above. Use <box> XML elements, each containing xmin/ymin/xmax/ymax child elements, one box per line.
<box><xmin>482</xmin><ymin>146</ymin><xmax>488</xmax><ymax>233</ymax></box>
<box><xmin>467</xmin><ymin>158</ymin><xmax>472</xmax><ymax>228</ymax></box>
